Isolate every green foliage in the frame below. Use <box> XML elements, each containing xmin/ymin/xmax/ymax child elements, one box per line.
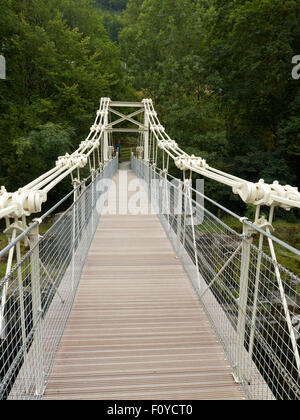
<box><xmin>196</xmin><ymin>0</ymin><xmax>300</xmax><ymax>184</ymax></box>
<box><xmin>10</xmin><ymin>123</ymin><xmax>74</xmax><ymax>189</ymax></box>
<box><xmin>102</xmin><ymin>12</ymin><xmax>123</xmax><ymax>43</ymax></box>
<box><xmin>0</xmin><ymin>0</ymin><xmax>132</xmax><ymax>199</ymax></box>
<box><xmin>91</xmin><ymin>0</ymin><xmax>128</xmax><ymax>43</ymax></box>
<box><xmin>93</xmin><ymin>0</ymin><xmax>127</xmax><ymax>12</ymax></box>
<box><xmin>119</xmin><ymin>0</ymin><xmax>300</xmax><ymax>217</ymax></box>
<box><xmin>1</xmin><ymin>0</ymin><xmax>300</xmax><ymax>223</ymax></box>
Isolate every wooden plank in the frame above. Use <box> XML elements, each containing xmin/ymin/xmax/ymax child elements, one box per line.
<box><xmin>42</xmin><ymin>168</ymin><xmax>245</xmax><ymax>400</ymax></box>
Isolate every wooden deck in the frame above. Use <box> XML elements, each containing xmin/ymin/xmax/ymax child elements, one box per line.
<box><xmin>43</xmin><ymin>166</ymin><xmax>245</xmax><ymax>400</ymax></box>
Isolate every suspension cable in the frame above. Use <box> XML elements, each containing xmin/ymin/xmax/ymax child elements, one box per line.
<box><xmin>142</xmin><ymin>98</ymin><xmax>300</xmax><ymax>211</ymax></box>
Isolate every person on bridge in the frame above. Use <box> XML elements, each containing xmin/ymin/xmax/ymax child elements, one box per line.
<box><xmin>115</xmin><ymin>143</ymin><xmax>121</xmax><ymax>160</ymax></box>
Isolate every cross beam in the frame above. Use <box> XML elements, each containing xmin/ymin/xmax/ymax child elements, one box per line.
<box><xmin>108</xmin><ymin>108</ymin><xmax>145</xmax><ymax>129</ymax></box>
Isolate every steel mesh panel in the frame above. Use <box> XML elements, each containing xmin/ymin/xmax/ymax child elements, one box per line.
<box><xmin>0</xmin><ymin>157</ymin><xmax>118</xmax><ymax>399</ymax></box>
<box><xmin>132</xmin><ymin>156</ymin><xmax>300</xmax><ymax>400</ymax></box>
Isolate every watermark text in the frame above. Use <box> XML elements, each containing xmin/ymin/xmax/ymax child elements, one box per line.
<box><xmin>292</xmin><ymin>55</ymin><xmax>300</xmax><ymax>80</ymax></box>
<box><xmin>0</xmin><ymin>55</ymin><xmax>5</xmax><ymax>80</ymax></box>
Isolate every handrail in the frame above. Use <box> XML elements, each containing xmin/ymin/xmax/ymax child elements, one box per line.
<box><xmin>141</xmin><ymin>98</ymin><xmax>300</xmax><ymax>212</ymax></box>
<box><xmin>132</xmin><ymin>155</ymin><xmax>300</xmax><ymax>400</ymax></box>
<box><xmin>0</xmin><ymin>173</ymin><xmax>92</xmax><ymax>260</ymax></box>
<box><xmin>0</xmin><ymin>98</ymin><xmax>112</xmax><ymax>220</ymax></box>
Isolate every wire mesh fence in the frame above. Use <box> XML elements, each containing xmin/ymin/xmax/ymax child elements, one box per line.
<box><xmin>0</xmin><ymin>157</ymin><xmax>118</xmax><ymax>400</ymax></box>
<box><xmin>132</xmin><ymin>156</ymin><xmax>300</xmax><ymax>400</ymax></box>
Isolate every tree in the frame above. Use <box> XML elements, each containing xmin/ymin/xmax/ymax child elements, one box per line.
<box><xmin>195</xmin><ymin>0</ymin><xmax>300</xmax><ymax>184</ymax></box>
<box><xmin>0</xmin><ymin>0</ymin><xmax>133</xmax><ymax>196</ymax></box>
<box><xmin>93</xmin><ymin>0</ymin><xmax>128</xmax><ymax>12</ymax></box>
<box><xmin>119</xmin><ymin>0</ymin><xmax>300</xmax><ymax>213</ymax></box>
<box><xmin>119</xmin><ymin>0</ymin><xmax>232</xmax><ymax>204</ymax></box>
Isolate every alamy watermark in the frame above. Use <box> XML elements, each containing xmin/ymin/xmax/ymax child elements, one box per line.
<box><xmin>95</xmin><ymin>170</ymin><xmax>205</xmax><ymax>225</ymax></box>
<box><xmin>0</xmin><ymin>55</ymin><xmax>5</xmax><ymax>80</ymax></box>
<box><xmin>292</xmin><ymin>55</ymin><xmax>300</xmax><ymax>80</ymax></box>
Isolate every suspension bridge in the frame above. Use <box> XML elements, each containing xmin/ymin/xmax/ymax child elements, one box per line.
<box><xmin>0</xmin><ymin>99</ymin><xmax>299</xmax><ymax>400</ymax></box>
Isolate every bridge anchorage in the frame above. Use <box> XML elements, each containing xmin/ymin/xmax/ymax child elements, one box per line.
<box><xmin>0</xmin><ymin>99</ymin><xmax>299</xmax><ymax>400</ymax></box>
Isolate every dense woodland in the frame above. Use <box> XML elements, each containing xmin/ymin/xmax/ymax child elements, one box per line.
<box><xmin>1</xmin><ymin>1</ymin><xmax>300</xmax><ymax>399</ymax></box>
<box><xmin>0</xmin><ymin>0</ymin><xmax>300</xmax><ymax>222</ymax></box>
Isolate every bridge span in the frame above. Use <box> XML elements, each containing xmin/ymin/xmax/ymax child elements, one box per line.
<box><xmin>1</xmin><ymin>100</ymin><xmax>299</xmax><ymax>400</ymax></box>
<box><xmin>42</xmin><ymin>165</ymin><xmax>245</xmax><ymax>400</ymax></box>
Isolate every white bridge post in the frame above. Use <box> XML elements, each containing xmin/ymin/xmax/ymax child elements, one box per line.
<box><xmin>103</xmin><ymin>114</ymin><xmax>109</xmax><ymax>163</ymax></box>
<box><xmin>29</xmin><ymin>222</ymin><xmax>44</xmax><ymax>396</ymax></box>
<box><xmin>144</xmin><ymin>111</ymin><xmax>149</xmax><ymax>162</ymax></box>
<box><xmin>176</xmin><ymin>180</ymin><xmax>183</xmax><ymax>252</ymax></box>
<box><xmin>235</xmin><ymin>221</ymin><xmax>251</xmax><ymax>383</ymax></box>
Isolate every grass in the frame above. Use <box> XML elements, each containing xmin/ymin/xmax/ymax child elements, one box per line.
<box><xmin>0</xmin><ymin>232</ymin><xmax>9</xmax><ymax>278</ymax></box>
<box><xmin>0</xmin><ymin>218</ymin><xmax>53</xmax><ymax>280</ymax></box>
<box><xmin>221</xmin><ymin>215</ymin><xmax>300</xmax><ymax>277</ymax></box>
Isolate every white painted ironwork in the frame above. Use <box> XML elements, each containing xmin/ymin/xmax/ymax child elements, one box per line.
<box><xmin>142</xmin><ymin>98</ymin><xmax>300</xmax><ymax>212</ymax></box>
<box><xmin>0</xmin><ymin>158</ymin><xmax>118</xmax><ymax>399</ymax></box>
<box><xmin>139</xmin><ymin>99</ymin><xmax>300</xmax><ymax>389</ymax></box>
<box><xmin>132</xmin><ymin>156</ymin><xmax>300</xmax><ymax>400</ymax></box>
<box><xmin>0</xmin><ymin>98</ymin><xmax>300</xmax><ymax>400</ymax></box>
<box><xmin>0</xmin><ymin>97</ymin><xmax>110</xmax><ymax>219</ymax></box>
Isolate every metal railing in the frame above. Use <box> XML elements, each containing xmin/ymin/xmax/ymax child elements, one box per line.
<box><xmin>132</xmin><ymin>155</ymin><xmax>300</xmax><ymax>400</ymax></box>
<box><xmin>0</xmin><ymin>157</ymin><xmax>118</xmax><ymax>399</ymax></box>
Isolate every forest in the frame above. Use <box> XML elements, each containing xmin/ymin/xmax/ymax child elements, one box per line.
<box><xmin>0</xmin><ymin>0</ymin><xmax>300</xmax><ymax>228</ymax></box>
<box><xmin>1</xmin><ymin>1</ymin><xmax>300</xmax><ymax>402</ymax></box>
